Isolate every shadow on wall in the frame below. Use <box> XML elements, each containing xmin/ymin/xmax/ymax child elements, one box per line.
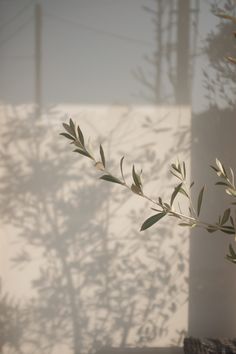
<box><xmin>0</xmin><ymin>104</ymin><xmax>190</xmax><ymax>354</ymax></box>
<box><xmin>189</xmin><ymin>0</ymin><xmax>236</xmax><ymax>338</ymax></box>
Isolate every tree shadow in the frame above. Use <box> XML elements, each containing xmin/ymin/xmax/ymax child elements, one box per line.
<box><xmin>0</xmin><ymin>102</ymin><xmax>190</xmax><ymax>354</ymax></box>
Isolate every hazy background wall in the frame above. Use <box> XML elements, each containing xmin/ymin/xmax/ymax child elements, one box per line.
<box><xmin>0</xmin><ymin>1</ymin><xmax>236</xmax><ymax>354</ymax></box>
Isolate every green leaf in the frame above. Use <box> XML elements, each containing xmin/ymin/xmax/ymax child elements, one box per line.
<box><xmin>221</xmin><ymin>226</ymin><xmax>235</xmax><ymax>235</ymax></box>
<box><xmin>221</xmin><ymin>208</ymin><xmax>231</xmax><ymax>225</ymax></box>
<box><xmin>63</xmin><ymin>122</ymin><xmax>76</xmax><ymax>138</ymax></box>
<box><xmin>179</xmin><ymin>187</ymin><xmax>189</xmax><ymax>199</ymax></box>
<box><xmin>206</xmin><ymin>225</ymin><xmax>217</xmax><ymax>233</ymax></box>
<box><xmin>171</xmin><ymin>163</ymin><xmax>181</xmax><ymax>173</ymax></box>
<box><xmin>100</xmin><ymin>174</ymin><xmax>124</xmax><ymax>185</ymax></box>
<box><xmin>229</xmin><ymin>243</ymin><xmax>236</xmax><ymax>258</ymax></box>
<box><xmin>170</xmin><ymin>183</ymin><xmax>182</xmax><ymax>206</ymax></box>
<box><xmin>77</xmin><ymin>124</ymin><xmax>85</xmax><ymax>146</ymax></box>
<box><xmin>215</xmin><ymin>181</ymin><xmax>229</xmax><ymax>186</ymax></box>
<box><xmin>132</xmin><ymin>165</ymin><xmax>142</xmax><ymax>187</ymax></box>
<box><xmin>60</xmin><ymin>132</ymin><xmax>75</xmax><ymax>141</ymax></box>
<box><xmin>182</xmin><ymin>161</ymin><xmax>186</xmax><ymax>179</ymax></box>
<box><xmin>210</xmin><ymin>165</ymin><xmax>219</xmax><ymax>173</ymax></box>
<box><xmin>73</xmin><ymin>149</ymin><xmax>93</xmax><ymax>159</ymax></box>
<box><xmin>99</xmin><ymin>144</ymin><xmax>106</xmax><ymax>168</ymax></box>
<box><xmin>230</xmin><ymin>216</ymin><xmax>235</xmax><ymax>227</ymax></box>
<box><xmin>140</xmin><ymin>212</ymin><xmax>166</xmax><ymax>231</ymax></box>
<box><xmin>226</xmin><ymin>188</ymin><xmax>236</xmax><ymax>196</ymax></box>
<box><xmin>69</xmin><ymin>118</ymin><xmax>76</xmax><ymax>133</ymax></box>
<box><xmin>197</xmin><ymin>186</ymin><xmax>205</xmax><ymax>216</ymax></box>
<box><xmin>170</xmin><ymin>169</ymin><xmax>182</xmax><ymax>180</ymax></box>
<box><xmin>120</xmin><ymin>156</ymin><xmax>125</xmax><ymax>181</ymax></box>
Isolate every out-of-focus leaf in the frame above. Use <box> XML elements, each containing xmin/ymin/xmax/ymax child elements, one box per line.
<box><xmin>215</xmin><ymin>12</ymin><xmax>236</xmax><ymax>23</ymax></box>
<box><xmin>140</xmin><ymin>212</ymin><xmax>166</xmax><ymax>231</ymax></box>
<box><xmin>100</xmin><ymin>175</ymin><xmax>124</xmax><ymax>185</ymax></box>
<box><xmin>226</xmin><ymin>56</ymin><xmax>236</xmax><ymax>64</ymax></box>
<box><xmin>197</xmin><ymin>186</ymin><xmax>205</xmax><ymax>216</ymax></box>
<box><xmin>100</xmin><ymin>144</ymin><xmax>106</xmax><ymax>168</ymax></box>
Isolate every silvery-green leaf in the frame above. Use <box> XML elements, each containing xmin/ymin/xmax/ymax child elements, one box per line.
<box><xmin>100</xmin><ymin>175</ymin><xmax>124</xmax><ymax>185</ymax></box>
<box><xmin>74</xmin><ymin>140</ymin><xmax>84</xmax><ymax>149</ymax></box>
<box><xmin>221</xmin><ymin>208</ymin><xmax>231</xmax><ymax>225</ymax></box>
<box><xmin>73</xmin><ymin>149</ymin><xmax>93</xmax><ymax>159</ymax></box>
<box><xmin>120</xmin><ymin>156</ymin><xmax>125</xmax><ymax>181</ymax></box>
<box><xmin>132</xmin><ymin>165</ymin><xmax>142</xmax><ymax>187</ymax></box>
<box><xmin>180</xmin><ymin>187</ymin><xmax>189</xmax><ymax>199</ymax></box>
<box><xmin>60</xmin><ymin>132</ymin><xmax>75</xmax><ymax>141</ymax></box>
<box><xmin>229</xmin><ymin>243</ymin><xmax>236</xmax><ymax>258</ymax></box>
<box><xmin>170</xmin><ymin>183</ymin><xmax>182</xmax><ymax>206</ymax></box>
<box><xmin>215</xmin><ymin>181</ymin><xmax>229</xmax><ymax>186</ymax></box>
<box><xmin>206</xmin><ymin>225</ymin><xmax>217</xmax><ymax>233</ymax></box>
<box><xmin>226</xmin><ymin>188</ymin><xmax>236</xmax><ymax>196</ymax></box>
<box><xmin>221</xmin><ymin>226</ymin><xmax>235</xmax><ymax>234</ymax></box>
<box><xmin>140</xmin><ymin>212</ymin><xmax>166</xmax><ymax>231</ymax></box>
<box><xmin>131</xmin><ymin>184</ymin><xmax>142</xmax><ymax>195</ymax></box>
<box><xmin>77</xmin><ymin>125</ymin><xmax>85</xmax><ymax>146</ymax></box>
<box><xmin>182</xmin><ymin>161</ymin><xmax>186</xmax><ymax>179</ymax></box>
<box><xmin>63</xmin><ymin>122</ymin><xmax>76</xmax><ymax>138</ymax></box>
<box><xmin>99</xmin><ymin>144</ymin><xmax>106</xmax><ymax>168</ymax></box>
<box><xmin>197</xmin><ymin>186</ymin><xmax>205</xmax><ymax>216</ymax></box>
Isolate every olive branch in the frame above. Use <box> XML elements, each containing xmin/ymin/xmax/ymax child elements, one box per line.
<box><xmin>60</xmin><ymin>119</ymin><xmax>236</xmax><ymax>264</ymax></box>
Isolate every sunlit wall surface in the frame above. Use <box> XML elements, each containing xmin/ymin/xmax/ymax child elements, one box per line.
<box><xmin>0</xmin><ymin>1</ymin><xmax>236</xmax><ymax>354</ymax></box>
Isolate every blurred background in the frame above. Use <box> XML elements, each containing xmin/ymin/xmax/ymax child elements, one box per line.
<box><xmin>0</xmin><ymin>0</ymin><xmax>236</xmax><ymax>353</ymax></box>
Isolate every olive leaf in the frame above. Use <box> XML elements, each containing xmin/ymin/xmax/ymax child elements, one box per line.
<box><xmin>120</xmin><ymin>156</ymin><xmax>125</xmax><ymax>181</ymax></box>
<box><xmin>140</xmin><ymin>212</ymin><xmax>166</xmax><ymax>231</ymax></box>
<box><xmin>197</xmin><ymin>186</ymin><xmax>205</xmax><ymax>216</ymax></box>
<box><xmin>60</xmin><ymin>132</ymin><xmax>75</xmax><ymax>141</ymax></box>
<box><xmin>100</xmin><ymin>175</ymin><xmax>124</xmax><ymax>185</ymax></box>
<box><xmin>170</xmin><ymin>183</ymin><xmax>182</xmax><ymax>206</ymax></box>
<box><xmin>132</xmin><ymin>165</ymin><xmax>142</xmax><ymax>188</ymax></box>
<box><xmin>221</xmin><ymin>208</ymin><xmax>231</xmax><ymax>225</ymax></box>
<box><xmin>73</xmin><ymin>149</ymin><xmax>93</xmax><ymax>159</ymax></box>
<box><xmin>63</xmin><ymin>122</ymin><xmax>76</xmax><ymax>139</ymax></box>
<box><xmin>100</xmin><ymin>144</ymin><xmax>106</xmax><ymax>168</ymax></box>
<box><xmin>77</xmin><ymin>124</ymin><xmax>85</xmax><ymax>146</ymax></box>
